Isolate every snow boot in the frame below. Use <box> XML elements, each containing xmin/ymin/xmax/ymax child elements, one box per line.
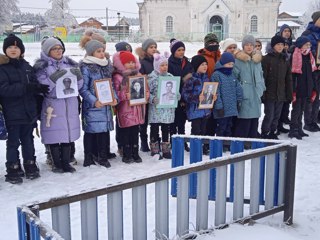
<box><xmin>184</xmin><ymin>142</ymin><xmax>190</xmax><ymax>152</ymax></box>
<box><xmin>268</xmin><ymin>131</ymin><xmax>279</xmax><ymax>140</ymax></box>
<box><xmin>150</xmin><ymin>141</ymin><xmax>160</xmax><ymax>156</ymax></box>
<box><xmin>298</xmin><ymin>128</ymin><xmax>309</xmax><ymax>137</ymax></box>
<box><xmin>16</xmin><ymin>162</ymin><xmax>25</xmax><ymax>177</ymax></box>
<box><xmin>140</xmin><ymin>140</ymin><xmax>150</xmax><ymax>152</ymax></box>
<box><xmin>61</xmin><ymin>143</ymin><xmax>76</xmax><ymax>173</ymax></box>
<box><xmin>260</xmin><ymin>132</ymin><xmax>269</xmax><ymax>139</ymax></box>
<box><xmin>23</xmin><ymin>160</ymin><xmax>40</xmax><ymax>180</ymax></box>
<box><xmin>303</xmin><ymin>124</ymin><xmax>318</xmax><ymax>132</ymax></box>
<box><xmin>277</xmin><ymin>124</ymin><xmax>289</xmax><ymax>134</ymax></box>
<box><xmin>49</xmin><ymin>144</ymin><xmax>64</xmax><ymax>173</ymax></box>
<box><xmin>69</xmin><ymin>142</ymin><xmax>77</xmax><ymax>165</ymax></box>
<box><xmin>97</xmin><ymin>149</ymin><xmax>111</xmax><ymax>168</ymax></box>
<box><xmin>288</xmin><ymin>129</ymin><xmax>302</xmax><ymax>140</ymax></box>
<box><xmin>83</xmin><ymin>153</ymin><xmax>96</xmax><ymax>167</ymax></box>
<box><xmin>122</xmin><ymin>145</ymin><xmax>134</xmax><ymax>164</ymax></box>
<box><xmin>132</xmin><ymin>145</ymin><xmax>142</xmax><ymax>163</ymax></box>
<box><xmin>5</xmin><ymin>163</ymin><xmax>23</xmax><ymax>184</ymax></box>
<box><xmin>45</xmin><ymin>144</ymin><xmax>53</xmax><ymax>166</ymax></box>
<box><xmin>161</xmin><ymin>142</ymin><xmax>172</xmax><ymax>159</ymax></box>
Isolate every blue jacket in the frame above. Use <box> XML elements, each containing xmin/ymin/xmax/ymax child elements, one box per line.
<box><xmin>302</xmin><ymin>22</ymin><xmax>320</xmax><ymax>58</ymax></box>
<box><xmin>79</xmin><ymin>59</ymin><xmax>115</xmax><ymax>133</ymax></box>
<box><xmin>212</xmin><ymin>63</ymin><xmax>243</xmax><ymax>118</ymax></box>
<box><xmin>182</xmin><ymin>72</ymin><xmax>212</xmax><ymax>120</ymax></box>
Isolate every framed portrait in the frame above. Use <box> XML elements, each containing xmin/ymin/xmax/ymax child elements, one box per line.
<box><xmin>316</xmin><ymin>40</ymin><xmax>320</xmax><ymax>65</ymax></box>
<box><xmin>94</xmin><ymin>78</ymin><xmax>115</xmax><ymax>105</ymax></box>
<box><xmin>55</xmin><ymin>70</ymin><xmax>79</xmax><ymax>99</ymax></box>
<box><xmin>128</xmin><ymin>75</ymin><xmax>147</xmax><ymax>106</ymax></box>
<box><xmin>198</xmin><ymin>82</ymin><xmax>218</xmax><ymax>109</ymax></box>
<box><xmin>157</xmin><ymin>76</ymin><xmax>180</xmax><ymax>108</ymax></box>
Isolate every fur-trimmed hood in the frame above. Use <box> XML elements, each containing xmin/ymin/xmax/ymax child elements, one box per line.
<box><xmin>235</xmin><ymin>50</ymin><xmax>262</xmax><ymax>63</ymax></box>
<box><xmin>135</xmin><ymin>46</ymin><xmax>159</xmax><ymax>60</ymax></box>
<box><xmin>0</xmin><ymin>54</ymin><xmax>9</xmax><ymax>65</ymax></box>
<box><xmin>112</xmin><ymin>51</ymin><xmax>141</xmax><ymax>74</ymax></box>
<box><xmin>33</xmin><ymin>52</ymin><xmax>78</xmax><ymax>72</ymax></box>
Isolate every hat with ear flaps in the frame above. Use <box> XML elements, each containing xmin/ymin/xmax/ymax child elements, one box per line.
<box><xmin>153</xmin><ymin>51</ymin><xmax>170</xmax><ymax>73</ymax></box>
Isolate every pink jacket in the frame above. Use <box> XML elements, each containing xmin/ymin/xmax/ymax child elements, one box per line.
<box><xmin>112</xmin><ymin>52</ymin><xmax>145</xmax><ymax>128</ymax></box>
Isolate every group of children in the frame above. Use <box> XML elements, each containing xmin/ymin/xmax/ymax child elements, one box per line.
<box><xmin>1</xmin><ymin>10</ymin><xmax>320</xmax><ymax>184</ymax></box>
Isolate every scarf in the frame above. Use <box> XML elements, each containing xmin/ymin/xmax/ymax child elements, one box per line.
<box><xmin>83</xmin><ymin>56</ymin><xmax>109</xmax><ymax>66</ymax></box>
<box><xmin>292</xmin><ymin>47</ymin><xmax>317</xmax><ymax>74</ymax></box>
<box><xmin>216</xmin><ymin>67</ymin><xmax>233</xmax><ymax>75</ymax></box>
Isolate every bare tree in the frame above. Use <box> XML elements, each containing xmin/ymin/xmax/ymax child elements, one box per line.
<box><xmin>0</xmin><ymin>0</ymin><xmax>18</xmax><ymax>34</ymax></box>
<box><xmin>44</xmin><ymin>0</ymin><xmax>76</xmax><ymax>28</ymax></box>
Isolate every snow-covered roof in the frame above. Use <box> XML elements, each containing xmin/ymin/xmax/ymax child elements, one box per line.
<box><xmin>279</xmin><ymin>11</ymin><xmax>304</xmax><ymax>17</ymax></box>
<box><xmin>76</xmin><ymin>18</ymin><xmax>95</xmax><ymax>25</ymax></box>
<box><xmin>278</xmin><ymin>20</ymin><xmax>301</xmax><ymax>28</ymax></box>
<box><xmin>13</xmin><ymin>25</ymin><xmax>37</xmax><ymax>33</ymax></box>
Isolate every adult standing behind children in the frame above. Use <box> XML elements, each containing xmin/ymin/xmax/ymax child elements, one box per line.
<box><xmin>135</xmin><ymin>38</ymin><xmax>158</xmax><ymax>152</ymax></box>
<box><xmin>34</xmin><ymin>37</ymin><xmax>83</xmax><ymax>173</ymax></box>
<box><xmin>0</xmin><ymin>34</ymin><xmax>49</xmax><ymax>184</ymax></box>
<box><xmin>233</xmin><ymin>35</ymin><xmax>265</xmax><ymax>138</ymax></box>
<box><xmin>261</xmin><ymin>35</ymin><xmax>292</xmax><ymax>139</ymax></box>
<box><xmin>168</xmin><ymin>38</ymin><xmax>193</xmax><ymax>152</ymax></box>
<box><xmin>79</xmin><ymin>36</ymin><xmax>117</xmax><ymax>168</ymax></box>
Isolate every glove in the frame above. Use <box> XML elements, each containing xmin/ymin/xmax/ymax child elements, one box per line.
<box><xmin>292</xmin><ymin>92</ymin><xmax>296</xmax><ymax>104</ymax></box>
<box><xmin>310</xmin><ymin>91</ymin><xmax>317</xmax><ymax>103</ymax></box>
<box><xmin>26</xmin><ymin>83</ymin><xmax>50</xmax><ymax>95</ymax></box>
<box><xmin>70</xmin><ymin>68</ymin><xmax>82</xmax><ymax>81</ymax></box>
<box><xmin>237</xmin><ymin>101</ymin><xmax>241</xmax><ymax>112</ymax></box>
<box><xmin>217</xmin><ymin>109</ymin><xmax>224</xmax><ymax>118</ymax></box>
<box><xmin>49</xmin><ymin>69</ymin><xmax>67</xmax><ymax>82</ymax></box>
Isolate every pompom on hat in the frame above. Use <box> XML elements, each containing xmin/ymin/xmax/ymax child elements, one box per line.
<box><xmin>2</xmin><ymin>34</ymin><xmax>25</xmax><ymax>55</ymax></box>
<box><xmin>84</xmin><ymin>29</ymin><xmax>106</xmax><ymax>44</ymax></box>
<box><xmin>153</xmin><ymin>52</ymin><xmax>170</xmax><ymax>73</ymax></box>
<box><xmin>119</xmin><ymin>51</ymin><xmax>136</xmax><ymax>65</ymax></box>
<box><xmin>169</xmin><ymin>38</ymin><xmax>185</xmax><ymax>55</ymax></box>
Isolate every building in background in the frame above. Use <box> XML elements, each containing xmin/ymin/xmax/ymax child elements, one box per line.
<box><xmin>277</xmin><ymin>11</ymin><xmax>303</xmax><ymax>39</ymax></box>
<box><xmin>138</xmin><ymin>0</ymin><xmax>281</xmax><ymax>41</ymax></box>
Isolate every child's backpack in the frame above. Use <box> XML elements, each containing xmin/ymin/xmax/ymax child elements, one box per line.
<box><xmin>0</xmin><ymin>106</ymin><xmax>7</xmax><ymax>140</ymax></box>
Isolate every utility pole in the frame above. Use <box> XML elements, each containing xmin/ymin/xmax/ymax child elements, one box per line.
<box><xmin>106</xmin><ymin>8</ymin><xmax>108</xmax><ymax>34</ymax></box>
<box><xmin>117</xmin><ymin>12</ymin><xmax>120</xmax><ymax>41</ymax></box>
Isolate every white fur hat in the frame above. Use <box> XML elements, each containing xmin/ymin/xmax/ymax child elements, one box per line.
<box><xmin>220</xmin><ymin>38</ymin><xmax>237</xmax><ymax>51</ymax></box>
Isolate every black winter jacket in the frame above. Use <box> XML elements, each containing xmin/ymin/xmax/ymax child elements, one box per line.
<box><xmin>139</xmin><ymin>55</ymin><xmax>154</xmax><ymax>75</ymax></box>
<box><xmin>0</xmin><ymin>58</ymin><xmax>39</xmax><ymax>126</ymax></box>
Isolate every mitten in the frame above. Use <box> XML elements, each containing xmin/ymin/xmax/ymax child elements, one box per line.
<box><xmin>217</xmin><ymin>109</ymin><xmax>224</xmax><ymax>118</ymax></box>
<box><xmin>292</xmin><ymin>92</ymin><xmax>296</xmax><ymax>103</ymax></box>
<box><xmin>237</xmin><ymin>101</ymin><xmax>242</xmax><ymax>112</ymax></box>
<box><xmin>70</xmin><ymin>68</ymin><xmax>82</xmax><ymax>81</ymax></box>
<box><xmin>26</xmin><ymin>83</ymin><xmax>49</xmax><ymax>94</ymax></box>
<box><xmin>49</xmin><ymin>69</ymin><xmax>67</xmax><ymax>82</ymax></box>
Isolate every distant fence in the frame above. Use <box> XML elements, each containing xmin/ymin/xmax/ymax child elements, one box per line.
<box><xmin>17</xmin><ymin>135</ymin><xmax>297</xmax><ymax>240</ymax></box>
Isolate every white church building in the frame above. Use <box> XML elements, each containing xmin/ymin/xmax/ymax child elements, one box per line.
<box><xmin>137</xmin><ymin>0</ymin><xmax>281</xmax><ymax>41</ymax></box>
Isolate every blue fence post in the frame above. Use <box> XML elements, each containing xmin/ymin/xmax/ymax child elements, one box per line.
<box><xmin>274</xmin><ymin>152</ymin><xmax>280</xmax><ymax>206</ymax></box>
<box><xmin>229</xmin><ymin>140</ymin><xmax>244</xmax><ymax>202</ymax></box>
<box><xmin>30</xmin><ymin>220</ymin><xmax>40</xmax><ymax>240</ymax></box>
<box><xmin>252</xmin><ymin>141</ymin><xmax>266</xmax><ymax>205</ymax></box>
<box><xmin>189</xmin><ymin>138</ymin><xmax>203</xmax><ymax>198</ymax></box>
<box><xmin>17</xmin><ymin>207</ymin><xmax>27</xmax><ymax>240</ymax></box>
<box><xmin>171</xmin><ymin>137</ymin><xmax>185</xmax><ymax>196</ymax></box>
<box><xmin>209</xmin><ymin>139</ymin><xmax>223</xmax><ymax>200</ymax></box>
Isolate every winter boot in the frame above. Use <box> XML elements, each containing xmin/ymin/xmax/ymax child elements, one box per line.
<box><xmin>277</xmin><ymin>124</ymin><xmax>289</xmax><ymax>134</ymax></box>
<box><xmin>50</xmin><ymin>144</ymin><xmax>64</xmax><ymax>173</ymax></box>
<box><xmin>140</xmin><ymin>140</ymin><xmax>150</xmax><ymax>152</ymax></box>
<box><xmin>23</xmin><ymin>160</ymin><xmax>40</xmax><ymax>180</ymax></box>
<box><xmin>61</xmin><ymin>144</ymin><xmax>76</xmax><ymax>173</ymax></box>
<box><xmin>161</xmin><ymin>142</ymin><xmax>172</xmax><ymax>159</ymax></box>
<box><xmin>69</xmin><ymin>142</ymin><xmax>77</xmax><ymax>165</ymax></box>
<box><xmin>106</xmin><ymin>134</ymin><xmax>116</xmax><ymax>159</ymax></box>
<box><xmin>97</xmin><ymin>149</ymin><xmax>111</xmax><ymax>168</ymax></box>
<box><xmin>303</xmin><ymin>124</ymin><xmax>317</xmax><ymax>132</ymax></box>
<box><xmin>288</xmin><ymin>129</ymin><xmax>302</xmax><ymax>140</ymax></box>
<box><xmin>5</xmin><ymin>163</ymin><xmax>23</xmax><ymax>184</ymax></box>
<box><xmin>260</xmin><ymin>132</ymin><xmax>269</xmax><ymax>139</ymax></box>
<box><xmin>311</xmin><ymin>122</ymin><xmax>320</xmax><ymax>131</ymax></box>
<box><xmin>184</xmin><ymin>142</ymin><xmax>190</xmax><ymax>152</ymax></box>
<box><xmin>45</xmin><ymin>144</ymin><xmax>53</xmax><ymax>166</ymax></box>
<box><xmin>150</xmin><ymin>141</ymin><xmax>160</xmax><ymax>156</ymax></box>
<box><xmin>83</xmin><ymin>153</ymin><xmax>96</xmax><ymax>167</ymax></box>
<box><xmin>298</xmin><ymin>128</ymin><xmax>309</xmax><ymax>137</ymax></box>
<box><xmin>122</xmin><ymin>145</ymin><xmax>134</xmax><ymax>164</ymax></box>
<box><xmin>132</xmin><ymin>145</ymin><xmax>142</xmax><ymax>163</ymax></box>
<box><xmin>268</xmin><ymin>131</ymin><xmax>279</xmax><ymax>140</ymax></box>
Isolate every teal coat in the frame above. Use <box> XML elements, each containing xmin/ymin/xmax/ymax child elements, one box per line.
<box><xmin>233</xmin><ymin>50</ymin><xmax>265</xmax><ymax>119</ymax></box>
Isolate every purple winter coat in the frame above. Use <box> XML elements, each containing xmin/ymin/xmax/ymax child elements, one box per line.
<box><xmin>34</xmin><ymin>53</ymin><xmax>83</xmax><ymax>144</ymax></box>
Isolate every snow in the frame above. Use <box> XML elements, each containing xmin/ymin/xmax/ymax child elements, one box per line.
<box><xmin>0</xmin><ymin>42</ymin><xmax>320</xmax><ymax>240</ymax></box>
<box><xmin>277</xmin><ymin>21</ymin><xmax>301</xmax><ymax>27</ymax></box>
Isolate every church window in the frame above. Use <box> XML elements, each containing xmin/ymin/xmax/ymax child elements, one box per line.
<box><xmin>166</xmin><ymin>16</ymin><xmax>173</xmax><ymax>33</ymax></box>
<box><xmin>250</xmin><ymin>15</ymin><xmax>258</xmax><ymax>33</ymax></box>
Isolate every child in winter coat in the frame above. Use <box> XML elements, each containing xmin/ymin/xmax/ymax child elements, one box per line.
<box><xmin>168</xmin><ymin>39</ymin><xmax>193</xmax><ymax>151</ymax></box>
<box><xmin>0</xmin><ymin>34</ymin><xmax>49</xmax><ymax>184</ymax></box>
<box><xmin>112</xmin><ymin>51</ymin><xmax>149</xmax><ymax>163</ymax></box>
<box><xmin>135</xmin><ymin>38</ymin><xmax>158</xmax><ymax>152</ymax></box>
<box><xmin>148</xmin><ymin>52</ymin><xmax>178</xmax><ymax>159</ymax></box>
<box><xmin>182</xmin><ymin>55</ymin><xmax>213</xmax><ymax>154</ymax></box>
<box><xmin>261</xmin><ymin>35</ymin><xmax>292</xmax><ymax>139</ymax></box>
<box><xmin>34</xmin><ymin>37</ymin><xmax>83</xmax><ymax>173</ymax></box>
<box><xmin>289</xmin><ymin>36</ymin><xmax>317</xmax><ymax>139</ymax></box>
<box><xmin>212</xmin><ymin>52</ymin><xmax>243</xmax><ymax>137</ymax></box>
<box><xmin>233</xmin><ymin>35</ymin><xmax>265</xmax><ymax>138</ymax></box>
<box><xmin>79</xmin><ymin>36</ymin><xmax>117</xmax><ymax>168</ymax></box>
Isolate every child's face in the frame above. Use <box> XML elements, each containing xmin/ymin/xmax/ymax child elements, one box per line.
<box><xmin>49</xmin><ymin>45</ymin><xmax>63</xmax><ymax>60</ymax></box>
<box><xmin>225</xmin><ymin>44</ymin><xmax>237</xmax><ymax>54</ymax></box>
<box><xmin>223</xmin><ymin>62</ymin><xmax>234</xmax><ymax>68</ymax></box>
<box><xmin>93</xmin><ymin>48</ymin><xmax>105</xmax><ymax>59</ymax></box>
<box><xmin>174</xmin><ymin>47</ymin><xmax>185</xmax><ymax>59</ymax></box>
<box><xmin>316</xmin><ymin>18</ymin><xmax>320</xmax><ymax>28</ymax></box>
<box><xmin>159</xmin><ymin>62</ymin><xmax>168</xmax><ymax>74</ymax></box>
<box><xmin>273</xmin><ymin>43</ymin><xmax>284</xmax><ymax>53</ymax></box>
<box><xmin>243</xmin><ymin>43</ymin><xmax>254</xmax><ymax>55</ymax></box>
<box><xmin>147</xmin><ymin>44</ymin><xmax>157</xmax><ymax>56</ymax></box>
<box><xmin>197</xmin><ymin>62</ymin><xmax>208</xmax><ymax>74</ymax></box>
<box><xmin>255</xmin><ymin>42</ymin><xmax>262</xmax><ymax>51</ymax></box>
<box><xmin>5</xmin><ymin>46</ymin><xmax>21</xmax><ymax>59</ymax></box>
<box><xmin>124</xmin><ymin>61</ymin><xmax>136</xmax><ymax>70</ymax></box>
<box><xmin>281</xmin><ymin>28</ymin><xmax>291</xmax><ymax>39</ymax></box>
<box><xmin>301</xmin><ymin>42</ymin><xmax>311</xmax><ymax>50</ymax></box>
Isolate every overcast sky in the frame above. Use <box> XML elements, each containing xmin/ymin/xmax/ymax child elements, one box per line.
<box><xmin>17</xmin><ymin>0</ymin><xmax>313</xmax><ymax>18</ymax></box>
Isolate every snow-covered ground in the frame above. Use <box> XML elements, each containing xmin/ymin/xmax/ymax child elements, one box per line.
<box><xmin>0</xmin><ymin>42</ymin><xmax>319</xmax><ymax>240</ymax></box>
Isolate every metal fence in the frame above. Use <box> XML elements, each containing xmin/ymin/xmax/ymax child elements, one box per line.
<box><xmin>17</xmin><ymin>135</ymin><xmax>297</xmax><ymax>240</ymax></box>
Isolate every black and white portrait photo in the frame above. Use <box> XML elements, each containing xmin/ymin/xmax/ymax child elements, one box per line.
<box><xmin>55</xmin><ymin>69</ymin><xmax>79</xmax><ymax>99</ymax></box>
<box><xmin>157</xmin><ymin>76</ymin><xmax>180</xmax><ymax>108</ymax></box>
<box><xmin>129</xmin><ymin>76</ymin><xmax>147</xmax><ymax>105</ymax></box>
<box><xmin>198</xmin><ymin>82</ymin><xmax>218</xmax><ymax>109</ymax></box>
